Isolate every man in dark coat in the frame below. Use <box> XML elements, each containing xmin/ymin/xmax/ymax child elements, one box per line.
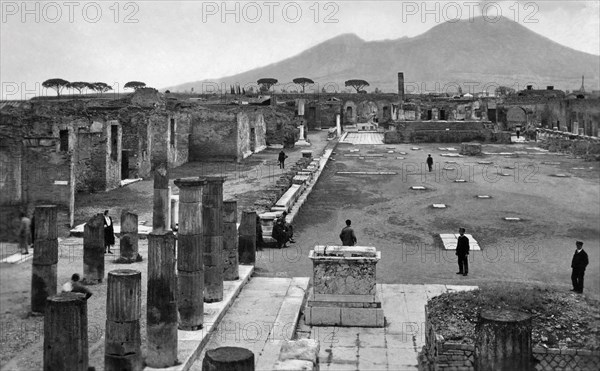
<box><xmin>571</xmin><ymin>241</ymin><xmax>589</xmax><ymax>293</ymax></box>
<box><xmin>456</xmin><ymin>227</ymin><xmax>469</xmax><ymax>276</ymax></box>
<box><xmin>339</xmin><ymin>220</ymin><xmax>357</xmax><ymax>246</ymax></box>
<box><xmin>278</xmin><ymin>150</ymin><xmax>288</xmax><ymax>169</ymax></box>
<box><xmin>272</xmin><ymin>218</ymin><xmax>288</xmax><ymax>249</ymax></box>
<box><xmin>103</xmin><ymin>210</ymin><xmax>115</xmax><ymax>254</ymax></box>
<box><xmin>426</xmin><ymin>154</ymin><xmax>434</xmax><ymax>172</ymax></box>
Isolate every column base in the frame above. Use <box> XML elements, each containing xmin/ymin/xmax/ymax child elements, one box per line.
<box><xmin>294</xmin><ymin>140</ymin><xmax>311</xmax><ymax>147</ymax></box>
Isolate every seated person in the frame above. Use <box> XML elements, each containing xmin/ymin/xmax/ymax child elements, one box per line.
<box><xmin>272</xmin><ymin>219</ymin><xmax>289</xmax><ymax>249</ymax></box>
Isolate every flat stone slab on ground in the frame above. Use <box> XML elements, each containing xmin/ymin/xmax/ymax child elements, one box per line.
<box><xmin>504</xmin><ymin>217</ymin><xmax>522</xmax><ymax>221</ymax></box>
<box><xmin>0</xmin><ymin>251</ymin><xmax>33</xmax><ymax>264</ymax></box>
<box><xmin>337</xmin><ymin>171</ymin><xmax>397</xmax><ymax>175</ymax></box>
<box><xmin>439</xmin><ymin>234</ymin><xmax>481</xmax><ymax>250</ymax></box>
<box><xmin>396</xmin><ymin>157</ymin><xmax>405</xmax><ymax>160</ymax></box>
<box><xmin>411</xmin><ymin>147</ymin><xmax>421</xmax><ymax>150</ymax></box>
<box><xmin>572</xmin><ymin>167</ymin><xmax>586</xmax><ymax>170</ymax></box>
<box><xmin>398</xmin><ymin>152</ymin><xmax>407</xmax><ymax>155</ymax></box>
<box><xmin>387</xmin><ymin>150</ymin><xmax>394</xmax><ymax>153</ymax></box>
<box><xmin>552</xmin><ymin>174</ymin><xmax>571</xmax><ymax>177</ymax></box>
<box><xmin>343</xmin><ymin>154</ymin><xmax>360</xmax><ymax>157</ymax></box>
<box><xmin>477</xmin><ymin>195</ymin><xmax>492</xmax><ymax>199</ymax></box>
<box><xmin>365</xmin><ymin>154</ymin><xmax>384</xmax><ymax>157</ymax></box>
<box><xmin>410</xmin><ymin>186</ymin><xmax>427</xmax><ymax>190</ymax></box>
<box><xmin>432</xmin><ymin>204</ymin><xmax>446</xmax><ymax>208</ymax></box>
<box><xmin>438</xmin><ymin>147</ymin><xmax>447</xmax><ymax>150</ymax></box>
<box><xmin>478</xmin><ymin>161</ymin><xmax>493</xmax><ymax>164</ymax></box>
<box><xmin>349</xmin><ymin>149</ymin><xmax>360</xmax><ymax>152</ymax></box>
<box><xmin>454</xmin><ymin>179</ymin><xmax>467</xmax><ymax>183</ymax></box>
<box><xmin>498</xmin><ymin>173</ymin><xmax>511</xmax><ymax>176</ymax></box>
<box><xmin>440</xmin><ymin>153</ymin><xmax>462</xmax><ymax>157</ymax></box>
<box><xmin>446</xmin><ymin>147</ymin><xmax>457</xmax><ymax>151</ymax></box>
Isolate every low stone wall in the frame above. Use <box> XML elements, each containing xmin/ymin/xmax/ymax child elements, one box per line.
<box><xmin>384</xmin><ymin>121</ymin><xmax>511</xmax><ymax>144</ymax></box>
<box><xmin>537</xmin><ymin>129</ymin><xmax>600</xmax><ymax>160</ymax></box>
<box><xmin>419</xmin><ymin>305</ymin><xmax>600</xmax><ymax>371</ymax></box>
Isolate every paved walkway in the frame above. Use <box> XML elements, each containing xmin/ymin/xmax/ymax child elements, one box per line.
<box><xmin>341</xmin><ymin>132</ymin><xmax>385</xmax><ymax>145</ymax></box>
<box><xmin>191</xmin><ymin>282</ymin><xmax>477</xmax><ymax>370</ymax></box>
<box><xmin>190</xmin><ymin>277</ymin><xmax>310</xmax><ymax>370</ymax></box>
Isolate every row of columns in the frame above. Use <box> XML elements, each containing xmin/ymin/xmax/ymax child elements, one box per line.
<box><xmin>37</xmin><ymin>173</ymin><xmax>258</xmax><ymax>369</ymax></box>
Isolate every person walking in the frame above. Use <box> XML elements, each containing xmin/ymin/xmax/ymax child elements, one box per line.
<box><xmin>426</xmin><ymin>154</ymin><xmax>434</xmax><ymax>172</ymax></box>
<box><xmin>456</xmin><ymin>227</ymin><xmax>470</xmax><ymax>276</ymax></box>
<box><xmin>571</xmin><ymin>241</ymin><xmax>589</xmax><ymax>294</ymax></box>
<box><xmin>339</xmin><ymin>220</ymin><xmax>357</xmax><ymax>246</ymax></box>
<box><xmin>62</xmin><ymin>273</ymin><xmax>93</xmax><ymax>300</ymax></box>
<box><xmin>18</xmin><ymin>212</ymin><xmax>32</xmax><ymax>255</ymax></box>
<box><xmin>103</xmin><ymin>210</ymin><xmax>115</xmax><ymax>254</ymax></box>
<box><xmin>278</xmin><ymin>150</ymin><xmax>288</xmax><ymax>169</ymax></box>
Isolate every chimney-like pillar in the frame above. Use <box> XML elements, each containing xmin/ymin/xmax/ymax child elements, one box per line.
<box><xmin>398</xmin><ymin>72</ymin><xmax>405</xmax><ymax>102</ymax></box>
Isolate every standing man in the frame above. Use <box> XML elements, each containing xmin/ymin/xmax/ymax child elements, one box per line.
<box><xmin>103</xmin><ymin>210</ymin><xmax>115</xmax><ymax>254</ymax></box>
<box><xmin>571</xmin><ymin>241</ymin><xmax>589</xmax><ymax>294</ymax></box>
<box><xmin>426</xmin><ymin>154</ymin><xmax>434</xmax><ymax>172</ymax></box>
<box><xmin>339</xmin><ymin>220</ymin><xmax>357</xmax><ymax>246</ymax></box>
<box><xmin>18</xmin><ymin>212</ymin><xmax>32</xmax><ymax>255</ymax></box>
<box><xmin>278</xmin><ymin>150</ymin><xmax>288</xmax><ymax>169</ymax></box>
<box><xmin>456</xmin><ymin>227</ymin><xmax>469</xmax><ymax>276</ymax></box>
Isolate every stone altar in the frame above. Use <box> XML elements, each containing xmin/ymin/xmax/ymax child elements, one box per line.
<box><xmin>305</xmin><ymin>245</ymin><xmax>384</xmax><ymax>327</ymax></box>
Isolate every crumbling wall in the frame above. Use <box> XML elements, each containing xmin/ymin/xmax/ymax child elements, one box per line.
<box><xmin>189</xmin><ymin>110</ymin><xmax>238</xmax><ymax>160</ymax></box>
<box><xmin>384</xmin><ymin>121</ymin><xmax>509</xmax><ymax>144</ymax></box>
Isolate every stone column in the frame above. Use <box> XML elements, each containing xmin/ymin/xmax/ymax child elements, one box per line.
<box><xmin>299</xmin><ymin>124</ymin><xmax>305</xmax><ymax>140</ymax></box>
<box><xmin>31</xmin><ymin>205</ymin><xmax>58</xmax><ymax>313</ymax></box>
<box><xmin>223</xmin><ymin>200</ymin><xmax>239</xmax><ymax>280</ymax></box>
<box><xmin>105</xmin><ymin>269</ymin><xmax>142</xmax><ymax>371</ymax></box>
<box><xmin>171</xmin><ymin>195</ymin><xmax>179</xmax><ymax>231</ymax></box>
<box><xmin>336</xmin><ymin>114</ymin><xmax>342</xmax><ymax>137</ymax></box>
<box><xmin>202</xmin><ymin>347</ymin><xmax>254</xmax><ymax>371</ymax></box>
<box><xmin>44</xmin><ymin>293</ymin><xmax>88</xmax><ymax>371</ymax></box>
<box><xmin>174</xmin><ymin>177</ymin><xmax>206</xmax><ymax>330</ymax></box>
<box><xmin>118</xmin><ymin>210</ymin><xmax>141</xmax><ymax>263</ymax></box>
<box><xmin>146</xmin><ymin>232</ymin><xmax>178</xmax><ymax>367</ymax></box>
<box><xmin>152</xmin><ymin>152</ymin><xmax>170</xmax><ymax>232</ymax></box>
<box><xmin>238</xmin><ymin>211</ymin><xmax>256</xmax><ymax>265</ymax></box>
<box><xmin>475</xmin><ymin>309</ymin><xmax>533</xmax><ymax>371</ymax></box>
<box><xmin>83</xmin><ymin>213</ymin><xmax>105</xmax><ymax>284</ymax></box>
<box><xmin>203</xmin><ymin>176</ymin><xmax>225</xmax><ymax>303</ymax></box>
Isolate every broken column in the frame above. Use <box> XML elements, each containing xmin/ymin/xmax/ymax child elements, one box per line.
<box><xmin>238</xmin><ymin>211</ymin><xmax>257</xmax><ymax>265</ymax></box>
<box><xmin>336</xmin><ymin>114</ymin><xmax>342</xmax><ymax>137</ymax></box>
<box><xmin>105</xmin><ymin>269</ymin><xmax>142</xmax><ymax>371</ymax></box>
<box><xmin>203</xmin><ymin>176</ymin><xmax>225</xmax><ymax>303</ymax></box>
<box><xmin>117</xmin><ymin>210</ymin><xmax>141</xmax><ymax>263</ymax></box>
<box><xmin>222</xmin><ymin>200</ymin><xmax>239</xmax><ymax>281</ymax></box>
<box><xmin>174</xmin><ymin>177</ymin><xmax>206</xmax><ymax>330</ymax></box>
<box><xmin>475</xmin><ymin>309</ymin><xmax>534</xmax><ymax>371</ymax></box>
<box><xmin>31</xmin><ymin>205</ymin><xmax>58</xmax><ymax>314</ymax></box>
<box><xmin>44</xmin><ymin>293</ymin><xmax>88</xmax><ymax>371</ymax></box>
<box><xmin>202</xmin><ymin>347</ymin><xmax>254</xmax><ymax>370</ymax></box>
<box><xmin>83</xmin><ymin>213</ymin><xmax>105</xmax><ymax>284</ymax></box>
<box><xmin>152</xmin><ymin>131</ymin><xmax>170</xmax><ymax>232</ymax></box>
<box><xmin>146</xmin><ymin>232</ymin><xmax>178</xmax><ymax>367</ymax></box>
<box><xmin>398</xmin><ymin>72</ymin><xmax>405</xmax><ymax>102</ymax></box>
<box><xmin>295</xmin><ymin>124</ymin><xmax>311</xmax><ymax>147</ymax></box>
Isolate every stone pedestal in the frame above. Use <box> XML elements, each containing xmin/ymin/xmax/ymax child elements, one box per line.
<box><xmin>222</xmin><ymin>200</ymin><xmax>239</xmax><ymax>281</ymax></box>
<box><xmin>336</xmin><ymin>114</ymin><xmax>342</xmax><ymax>137</ymax></box>
<box><xmin>305</xmin><ymin>246</ymin><xmax>384</xmax><ymax>327</ymax></box>
<box><xmin>460</xmin><ymin>142</ymin><xmax>482</xmax><ymax>156</ymax></box>
<box><xmin>295</xmin><ymin>124</ymin><xmax>311</xmax><ymax>147</ymax></box>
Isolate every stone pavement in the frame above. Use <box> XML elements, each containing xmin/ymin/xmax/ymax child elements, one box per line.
<box><xmin>190</xmin><ymin>277</ymin><xmax>310</xmax><ymax>370</ymax></box>
<box><xmin>191</xmin><ymin>282</ymin><xmax>477</xmax><ymax>370</ymax></box>
<box><xmin>341</xmin><ymin>132</ymin><xmax>385</xmax><ymax>145</ymax></box>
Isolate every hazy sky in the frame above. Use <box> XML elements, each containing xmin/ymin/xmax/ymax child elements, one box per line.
<box><xmin>1</xmin><ymin>0</ymin><xmax>599</xmax><ymax>99</ymax></box>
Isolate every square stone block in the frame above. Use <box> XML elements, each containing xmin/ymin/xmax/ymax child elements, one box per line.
<box><xmin>305</xmin><ymin>306</ymin><xmax>341</xmax><ymax>326</ymax></box>
<box><xmin>341</xmin><ymin>307</ymin><xmax>384</xmax><ymax>327</ymax></box>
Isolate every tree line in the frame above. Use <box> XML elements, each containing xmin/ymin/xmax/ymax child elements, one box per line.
<box><xmin>41</xmin><ymin>79</ymin><xmax>149</xmax><ymax>97</ymax></box>
<box><xmin>253</xmin><ymin>77</ymin><xmax>371</xmax><ymax>94</ymax></box>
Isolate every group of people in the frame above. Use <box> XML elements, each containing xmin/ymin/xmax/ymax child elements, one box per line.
<box><xmin>272</xmin><ymin>211</ymin><xmax>295</xmax><ymax>249</ymax></box>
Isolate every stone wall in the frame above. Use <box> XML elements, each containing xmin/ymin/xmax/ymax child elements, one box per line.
<box><xmin>384</xmin><ymin>121</ymin><xmax>510</xmax><ymax>144</ymax></box>
<box><xmin>419</xmin><ymin>305</ymin><xmax>600</xmax><ymax>371</ymax></box>
<box><xmin>189</xmin><ymin>110</ymin><xmax>239</xmax><ymax>160</ymax></box>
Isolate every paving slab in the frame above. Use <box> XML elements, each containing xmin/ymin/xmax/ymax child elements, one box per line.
<box><xmin>439</xmin><ymin>233</ymin><xmax>481</xmax><ymax>250</ymax></box>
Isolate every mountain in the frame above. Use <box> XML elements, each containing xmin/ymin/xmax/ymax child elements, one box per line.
<box><xmin>167</xmin><ymin>17</ymin><xmax>600</xmax><ymax>94</ymax></box>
